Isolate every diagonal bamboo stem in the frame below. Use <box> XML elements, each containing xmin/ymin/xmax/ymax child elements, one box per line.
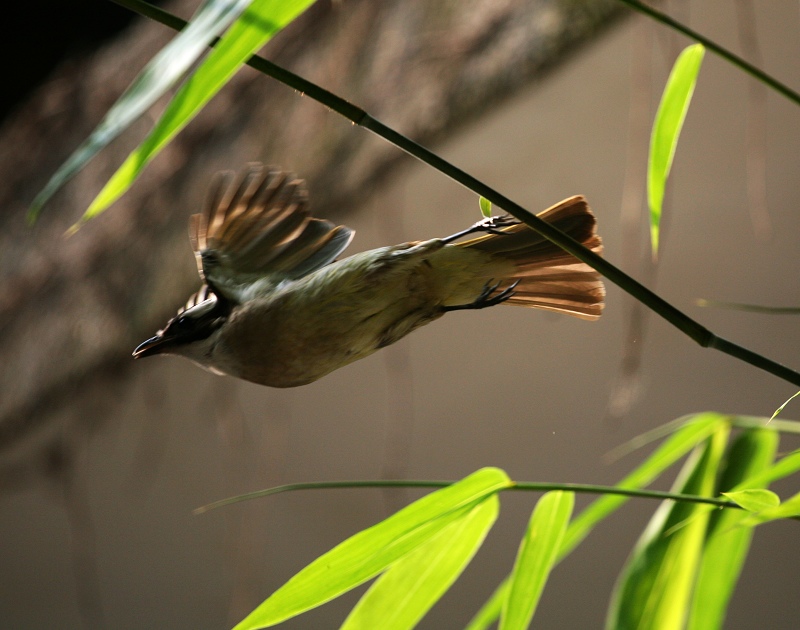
<box><xmin>110</xmin><ymin>0</ymin><xmax>800</xmax><ymax>387</ymax></box>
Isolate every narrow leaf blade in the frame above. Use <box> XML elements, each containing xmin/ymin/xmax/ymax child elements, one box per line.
<box><xmin>561</xmin><ymin>412</ymin><xmax>723</xmax><ymax>558</ymax></box>
<box><xmin>771</xmin><ymin>390</ymin><xmax>800</xmax><ymax>421</ymax></box>
<box><xmin>77</xmin><ymin>0</ymin><xmax>316</xmax><ymax>227</ymax></box>
<box><xmin>233</xmin><ymin>468</ymin><xmax>511</xmax><ymax>629</ymax></box>
<box><xmin>465</xmin><ymin>414</ymin><xmax>724</xmax><ymax>630</ymax></box>
<box><xmin>606</xmin><ymin>424</ymin><xmax>728</xmax><ymax>630</ymax></box>
<box><xmin>479</xmin><ymin>196</ymin><xmax>493</xmax><ymax>218</ymax></box>
<box><xmin>29</xmin><ymin>0</ymin><xmax>252</xmax><ymax>221</ymax></box>
<box><xmin>687</xmin><ymin>428</ymin><xmax>778</xmax><ymax>630</ymax></box>
<box><xmin>740</xmin><ymin>491</ymin><xmax>800</xmax><ymax>526</ymax></box>
<box><xmin>731</xmin><ymin>447</ymin><xmax>800</xmax><ymax>489</ymax></box>
<box><xmin>500</xmin><ymin>491</ymin><xmax>574</xmax><ymax>630</ymax></box>
<box><xmin>721</xmin><ymin>488</ymin><xmax>780</xmax><ymax>512</ymax></box>
<box><xmin>341</xmin><ymin>495</ymin><xmax>499</xmax><ymax>630</ymax></box>
<box><xmin>648</xmin><ymin>43</ymin><xmax>705</xmax><ymax>258</ymax></box>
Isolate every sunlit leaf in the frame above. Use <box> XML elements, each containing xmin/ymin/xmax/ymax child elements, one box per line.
<box><xmin>687</xmin><ymin>428</ymin><xmax>778</xmax><ymax>630</ymax></box>
<box><xmin>606</xmin><ymin>424</ymin><xmax>728</xmax><ymax>630</ymax></box>
<box><xmin>721</xmin><ymin>488</ymin><xmax>780</xmax><ymax>512</ymax></box>
<box><xmin>728</xmin><ymin>415</ymin><xmax>800</xmax><ymax>435</ymax></box>
<box><xmin>468</xmin><ymin>413</ymin><xmax>725</xmax><ymax>630</ymax></box>
<box><xmin>233</xmin><ymin>467</ymin><xmax>511</xmax><ymax>630</ymax></box>
<box><xmin>717</xmin><ymin>446</ymin><xmax>800</xmax><ymax>527</ymax></box>
<box><xmin>739</xmin><ymin>491</ymin><xmax>800</xmax><ymax>526</ymax></box>
<box><xmin>479</xmin><ymin>196</ymin><xmax>493</xmax><ymax>218</ymax></box>
<box><xmin>731</xmin><ymin>447</ymin><xmax>800</xmax><ymax>489</ymax></box>
<box><xmin>561</xmin><ymin>412</ymin><xmax>724</xmax><ymax>557</ymax></box>
<box><xmin>648</xmin><ymin>43</ymin><xmax>705</xmax><ymax>259</ymax></box>
<box><xmin>771</xmin><ymin>390</ymin><xmax>800</xmax><ymax>421</ymax></box>
<box><xmin>76</xmin><ymin>0</ymin><xmax>316</xmax><ymax>229</ymax></box>
<box><xmin>605</xmin><ymin>413</ymin><xmax>726</xmax><ymax>462</ymax></box>
<box><xmin>29</xmin><ymin>0</ymin><xmax>253</xmax><ymax>221</ymax></box>
<box><xmin>341</xmin><ymin>496</ymin><xmax>498</xmax><ymax>630</ymax></box>
<box><xmin>500</xmin><ymin>491</ymin><xmax>574</xmax><ymax>630</ymax></box>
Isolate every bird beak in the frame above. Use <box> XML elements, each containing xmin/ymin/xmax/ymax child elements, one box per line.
<box><xmin>133</xmin><ymin>335</ymin><xmax>171</xmax><ymax>359</ymax></box>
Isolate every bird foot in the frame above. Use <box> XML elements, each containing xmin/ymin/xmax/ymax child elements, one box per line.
<box><xmin>472</xmin><ymin>215</ymin><xmax>517</xmax><ymax>235</ymax></box>
<box><xmin>441</xmin><ymin>215</ymin><xmax>517</xmax><ymax>243</ymax></box>
<box><xmin>442</xmin><ymin>279</ymin><xmax>520</xmax><ymax>312</ymax></box>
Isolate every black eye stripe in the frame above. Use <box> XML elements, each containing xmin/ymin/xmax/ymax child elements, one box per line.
<box><xmin>164</xmin><ymin>293</ymin><xmax>232</xmax><ymax>345</ymax></box>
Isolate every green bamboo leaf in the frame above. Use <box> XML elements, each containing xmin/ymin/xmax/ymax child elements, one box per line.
<box><xmin>479</xmin><ymin>196</ymin><xmax>493</xmax><ymax>218</ymax></box>
<box><xmin>233</xmin><ymin>467</ymin><xmax>511</xmax><ymax>630</ymax></box>
<box><xmin>464</xmin><ymin>414</ymin><xmax>724</xmax><ymax>630</ymax></box>
<box><xmin>687</xmin><ymin>428</ymin><xmax>778</xmax><ymax>630</ymax></box>
<box><xmin>605</xmin><ymin>413</ymin><xmax>726</xmax><ymax>462</ymax></box>
<box><xmin>648</xmin><ymin>43</ymin><xmax>705</xmax><ymax>258</ymax></box>
<box><xmin>721</xmin><ymin>489</ymin><xmax>780</xmax><ymax>512</ymax></box>
<box><xmin>500</xmin><ymin>491</ymin><xmax>574</xmax><ymax>630</ymax></box>
<box><xmin>561</xmin><ymin>412</ymin><xmax>724</xmax><ymax>557</ymax></box>
<box><xmin>341</xmin><ymin>496</ymin><xmax>498</xmax><ymax>630</ymax></box>
<box><xmin>29</xmin><ymin>0</ymin><xmax>253</xmax><ymax>222</ymax></box>
<box><xmin>606</xmin><ymin>424</ymin><xmax>729</xmax><ymax>630</ymax></box>
<box><xmin>771</xmin><ymin>390</ymin><xmax>800</xmax><ymax>421</ymax></box>
<box><xmin>731</xmin><ymin>447</ymin><xmax>800</xmax><ymax>489</ymax></box>
<box><xmin>739</xmin><ymin>491</ymin><xmax>800</xmax><ymax>526</ymax></box>
<box><xmin>728</xmin><ymin>416</ymin><xmax>800</xmax><ymax>435</ymax></box>
<box><xmin>74</xmin><ymin>0</ymin><xmax>316</xmax><ymax>230</ymax></box>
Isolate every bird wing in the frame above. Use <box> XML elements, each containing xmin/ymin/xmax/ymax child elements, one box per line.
<box><xmin>188</xmin><ymin>163</ymin><xmax>354</xmax><ymax>303</ymax></box>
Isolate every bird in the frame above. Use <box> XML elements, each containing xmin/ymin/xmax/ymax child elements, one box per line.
<box><xmin>133</xmin><ymin>163</ymin><xmax>604</xmax><ymax>387</ymax></box>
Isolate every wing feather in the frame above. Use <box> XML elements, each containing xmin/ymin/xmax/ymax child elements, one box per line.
<box><xmin>188</xmin><ymin>164</ymin><xmax>354</xmax><ymax>302</ymax></box>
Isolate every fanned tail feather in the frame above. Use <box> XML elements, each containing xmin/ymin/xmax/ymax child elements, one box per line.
<box><xmin>458</xmin><ymin>196</ymin><xmax>605</xmax><ymax>320</ymax></box>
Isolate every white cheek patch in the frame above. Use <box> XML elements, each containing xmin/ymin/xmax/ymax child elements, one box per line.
<box><xmin>183</xmin><ymin>296</ymin><xmax>218</xmax><ymax>319</ymax></box>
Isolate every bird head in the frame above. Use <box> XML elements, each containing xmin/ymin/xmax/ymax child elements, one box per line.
<box><xmin>133</xmin><ymin>289</ymin><xmax>230</xmax><ymax>361</ymax></box>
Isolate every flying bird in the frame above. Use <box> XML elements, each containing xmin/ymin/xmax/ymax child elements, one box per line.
<box><xmin>134</xmin><ymin>164</ymin><xmax>604</xmax><ymax>387</ymax></box>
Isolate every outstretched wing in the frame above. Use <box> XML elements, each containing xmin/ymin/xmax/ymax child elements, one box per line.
<box><xmin>188</xmin><ymin>164</ymin><xmax>354</xmax><ymax>303</ymax></box>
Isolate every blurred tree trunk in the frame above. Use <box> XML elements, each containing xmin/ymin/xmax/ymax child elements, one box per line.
<box><xmin>0</xmin><ymin>0</ymin><xmax>620</xmax><ymax>484</ymax></box>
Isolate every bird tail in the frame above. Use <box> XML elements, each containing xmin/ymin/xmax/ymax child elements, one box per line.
<box><xmin>456</xmin><ymin>196</ymin><xmax>605</xmax><ymax>320</ymax></box>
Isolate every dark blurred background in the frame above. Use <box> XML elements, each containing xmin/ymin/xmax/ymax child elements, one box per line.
<box><xmin>1</xmin><ymin>1</ymin><xmax>799</xmax><ymax>628</ymax></box>
<box><xmin>1</xmin><ymin>1</ymin><xmax>161</xmax><ymax>123</ymax></box>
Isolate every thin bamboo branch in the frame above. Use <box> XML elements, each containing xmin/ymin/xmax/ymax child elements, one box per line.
<box><xmin>193</xmin><ymin>478</ymin><xmax>743</xmax><ymax>514</ymax></box>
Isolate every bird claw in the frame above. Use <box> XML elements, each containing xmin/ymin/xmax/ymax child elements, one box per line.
<box><xmin>472</xmin><ymin>215</ymin><xmax>516</xmax><ymax>235</ymax></box>
<box><xmin>443</xmin><ymin>279</ymin><xmax>520</xmax><ymax>312</ymax></box>
<box><xmin>441</xmin><ymin>215</ymin><xmax>517</xmax><ymax>244</ymax></box>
